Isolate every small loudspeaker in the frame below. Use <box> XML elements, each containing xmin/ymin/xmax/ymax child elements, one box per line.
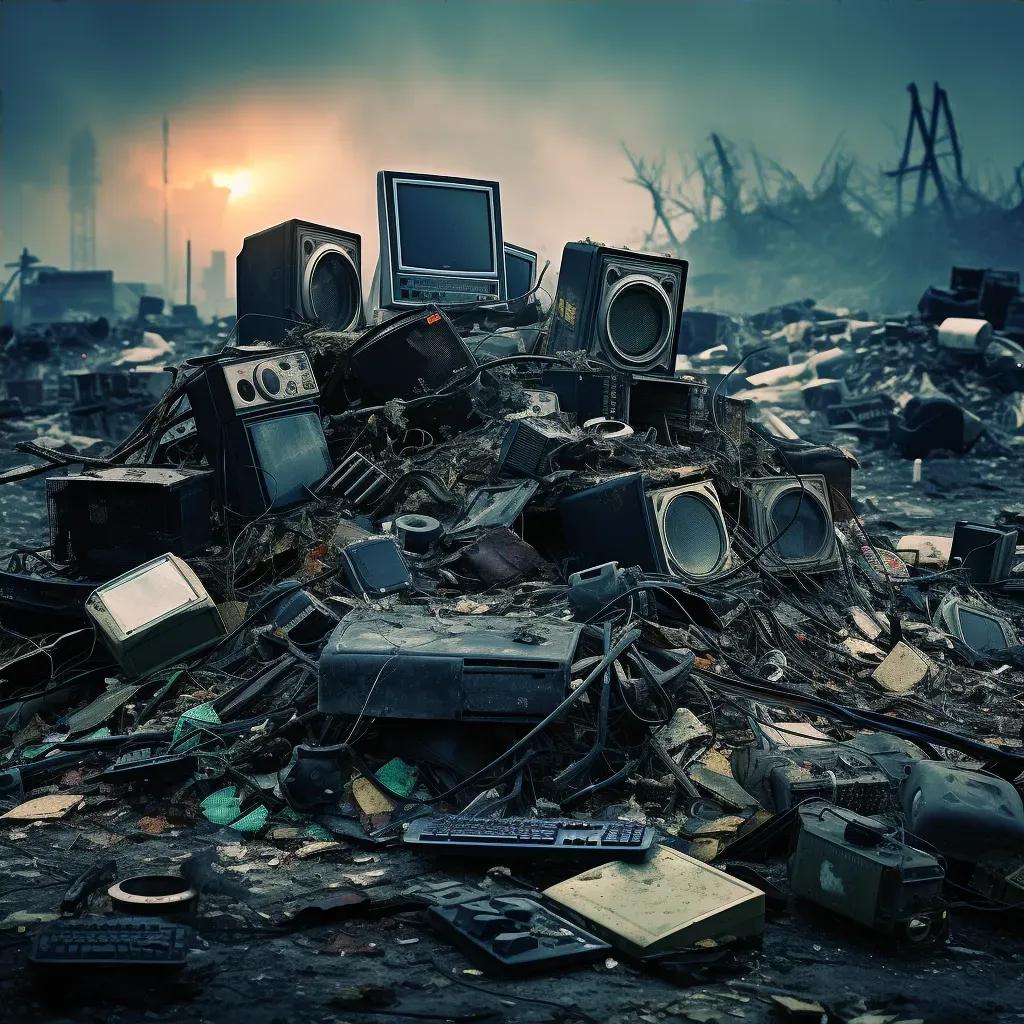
<box><xmin>745</xmin><ymin>474</ymin><xmax>840</xmax><ymax>573</ymax></box>
<box><xmin>547</xmin><ymin>242</ymin><xmax>688</xmax><ymax>376</ymax></box>
<box><xmin>559</xmin><ymin>474</ymin><xmax>729</xmax><ymax>581</ymax></box>
<box><xmin>648</xmin><ymin>480</ymin><xmax>730</xmax><ymax>580</ymax></box>
<box><xmin>236</xmin><ymin>219</ymin><xmax>362</xmax><ymax>345</ymax></box>
<box><xmin>347</xmin><ymin>305</ymin><xmax>477</xmax><ymax>404</ymax></box>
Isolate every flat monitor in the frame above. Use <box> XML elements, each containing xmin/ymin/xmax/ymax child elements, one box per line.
<box><xmin>504</xmin><ymin>242</ymin><xmax>537</xmax><ymax>301</ymax></box>
<box><xmin>376</xmin><ymin>170</ymin><xmax>505</xmax><ymax>310</ymax></box>
<box><xmin>85</xmin><ymin>553</ymin><xmax>226</xmax><ymax>678</ymax></box>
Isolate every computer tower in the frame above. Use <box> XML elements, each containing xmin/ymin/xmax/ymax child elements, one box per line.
<box><xmin>547</xmin><ymin>242</ymin><xmax>688</xmax><ymax>376</ymax></box>
<box><xmin>236</xmin><ymin>219</ymin><xmax>362</xmax><ymax>345</ymax></box>
<box><xmin>744</xmin><ymin>475</ymin><xmax>840</xmax><ymax>573</ymax></box>
<box><xmin>978</xmin><ymin>269</ymin><xmax>1021</xmax><ymax>331</ymax></box>
<box><xmin>47</xmin><ymin>467</ymin><xmax>213</xmax><ymax>576</ymax></box>
<box><xmin>539</xmin><ymin>368</ymin><xmax>630</xmax><ymax>425</ymax></box>
<box><xmin>629</xmin><ymin>374</ymin><xmax>747</xmax><ymax>446</ymax></box>
<box><xmin>319</xmin><ymin>607</ymin><xmax>583</xmax><ymax>722</ymax></box>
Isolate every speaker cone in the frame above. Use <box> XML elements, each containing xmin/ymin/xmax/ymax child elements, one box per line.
<box><xmin>302</xmin><ymin>244</ymin><xmax>360</xmax><ymax>331</ymax></box>
<box><xmin>602</xmin><ymin>274</ymin><xmax>673</xmax><ymax>365</ymax></box>
<box><xmin>769</xmin><ymin>489</ymin><xmax>830</xmax><ymax>560</ymax></box>
<box><xmin>662</xmin><ymin>492</ymin><xmax>727</xmax><ymax>577</ymax></box>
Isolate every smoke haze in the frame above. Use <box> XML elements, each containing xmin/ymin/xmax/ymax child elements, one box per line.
<box><xmin>3</xmin><ymin>0</ymin><xmax>1023</xmax><ymax>303</ymax></box>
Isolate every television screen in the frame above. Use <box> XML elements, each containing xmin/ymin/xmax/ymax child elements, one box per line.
<box><xmin>396</xmin><ymin>183</ymin><xmax>494</xmax><ymax>273</ymax></box>
<box><xmin>958</xmin><ymin>608</ymin><xmax>1012</xmax><ymax>652</ymax></box>
<box><xmin>505</xmin><ymin>252</ymin><xmax>534</xmax><ymax>300</ymax></box>
<box><xmin>100</xmin><ymin>556</ymin><xmax>202</xmax><ymax>634</ymax></box>
<box><xmin>246</xmin><ymin>410</ymin><xmax>332</xmax><ymax>509</ymax></box>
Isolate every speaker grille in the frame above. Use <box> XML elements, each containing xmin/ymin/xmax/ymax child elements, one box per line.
<box><xmin>350</xmin><ymin>307</ymin><xmax>477</xmax><ymax>403</ymax></box>
<box><xmin>769</xmin><ymin>489</ymin><xmax>830</xmax><ymax>560</ymax></box>
<box><xmin>606</xmin><ymin>280</ymin><xmax>669</xmax><ymax>360</ymax></box>
<box><xmin>307</xmin><ymin>248</ymin><xmax>360</xmax><ymax>330</ymax></box>
<box><xmin>663</xmin><ymin>493</ymin><xmax>726</xmax><ymax>576</ymax></box>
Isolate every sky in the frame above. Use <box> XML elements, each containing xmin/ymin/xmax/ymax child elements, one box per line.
<box><xmin>2</xmin><ymin>0</ymin><xmax>1023</xmax><ymax>306</ymax></box>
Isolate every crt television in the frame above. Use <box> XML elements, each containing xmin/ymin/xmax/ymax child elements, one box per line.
<box><xmin>221</xmin><ymin>406</ymin><xmax>333</xmax><ymax>517</ymax></box>
<box><xmin>85</xmin><ymin>553</ymin><xmax>226</xmax><ymax>678</ymax></box>
<box><xmin>376</xmin><ymin>170</ymin><xmax>506</xmax><ymax>310</ymax></box>
<box><xmin>504</xmin><ymin>242</ymin><xmax>537</xmax><ymax>301</ymax></box>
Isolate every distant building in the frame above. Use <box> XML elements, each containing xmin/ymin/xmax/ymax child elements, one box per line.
<box><xmin>201</xmin><ymin>250</ymin><xmax>227</xmax><ymax>316</ymax></box>
<box><xmin>20</xmin><ymin>269</ymin><xmax>114</xmax><ymax>323</ymax></box>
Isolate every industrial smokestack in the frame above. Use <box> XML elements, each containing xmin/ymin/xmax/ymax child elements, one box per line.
<box><xmin>186</xmin><ymin>239</ymin><xmax>192</xmax><ymax>306</ymax></box>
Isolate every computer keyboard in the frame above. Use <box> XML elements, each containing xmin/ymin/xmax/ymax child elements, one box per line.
<box><xmin>404</xmin><ymin>815</ymin><xmax>654</xmax><ymax>861</ymax></box>
<box><xmin>29</xmin><ymin>918</ymin><xmax>193</xmax><ymax>969</ymax></box>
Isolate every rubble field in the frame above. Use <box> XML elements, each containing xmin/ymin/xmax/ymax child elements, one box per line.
<box><xmin>0</xmin><ymin>272</ymin><xmax>1023</xmax><ymax>1024</ymax></box>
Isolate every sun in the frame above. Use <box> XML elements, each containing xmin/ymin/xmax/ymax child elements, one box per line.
<box><xmin>212</xmin><ymin>170</ymin><xmax>255</xmax><ymax>202</ymax></box>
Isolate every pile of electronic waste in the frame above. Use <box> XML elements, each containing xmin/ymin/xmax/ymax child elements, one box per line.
<box><xmin>1</xmin><ymin>173</ymin><xmax>1023</xmax><ymax>991</ymax></box>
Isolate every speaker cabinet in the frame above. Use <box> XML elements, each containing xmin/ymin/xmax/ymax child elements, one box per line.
<box><xmin>745</xmin><ymin>475</ymin><xmax>840</xmax><ymax>573</ymax></box>
<box><xmin>236</xmin><ymin>219</ymin><xmax>362</xmax><ymax>345</ymax></box>
<box><xmin>558</xmin><ymin>473</ymin><xmax>729</xmax><ymax>581</ymax></box>
<box><xmin>547</xmin><ymin>242</ymin><xmax>688</xmax><ymax>376</ymax></box>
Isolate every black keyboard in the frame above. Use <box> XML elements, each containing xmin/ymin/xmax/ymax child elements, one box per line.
<box><xmin>29</xmin><ymin>918</ymin><xmax>193</xmax><ymax>968</ymax></box>
<box><xmin>404</xmin><ymin>815</ymin><xmax>654</xmax><ymax>861</ymax></box>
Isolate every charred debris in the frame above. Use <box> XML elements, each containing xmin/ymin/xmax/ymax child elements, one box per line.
<box><xmin>0</xmin><ymin>174</ymin><xmax>1023</xmax><ymax>1015</ymax></box>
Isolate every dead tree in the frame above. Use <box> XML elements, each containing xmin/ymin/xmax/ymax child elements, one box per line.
<box><xmin>885</xmin><ymin>82</ymin><xmax>963</xmax><ymax>218</ymax></box>
<box><xmin>621</xmin><ymin>146</ymin><xmax>683</xmax><ymax>250</ymax></box>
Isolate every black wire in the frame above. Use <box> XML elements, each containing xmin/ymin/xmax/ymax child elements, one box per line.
<box><xmin>326</xmin><ymin>353</ymin><xmax>587</xmax><ymax>425</ymax></box>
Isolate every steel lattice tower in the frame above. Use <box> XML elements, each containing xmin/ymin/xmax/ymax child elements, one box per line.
<box><xmin>68</xmin><ymin>129</ymin><xmax>98</xmax><ymax>270</ymax></box>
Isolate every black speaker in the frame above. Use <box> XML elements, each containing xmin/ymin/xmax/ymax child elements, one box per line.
<box><xmin>236</xmin><ymin>219</ymin><xmax>362</xmax><ymax>345</ymax></box>
<box><xmin>347</xmin><ymin>305</ymin><xmax>477</xmax><ymax>404</ymax></box>
<box><xmin>547</xmin><ymin>242</ymin><xmax>688</xmax><ymax>376</ymax></box>
<box><xmin>558</xmin><ymin>473</ymin><xmax>730</xmax><ymax>581</ymax></box>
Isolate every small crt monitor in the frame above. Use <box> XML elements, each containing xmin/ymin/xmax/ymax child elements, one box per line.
<box><xmin>504</xmin><ymin>242</ymin><xmax>537</xmax><ymax>301</ymax></box>
<box><xmin>242</xmin><ymin>408</ymin><xmax>333</xmax><ymax>512</ymax></box>
<box><xmin>933</xmin><ymin>590</ymin><xmax>1018</xmax><ymax>655</ymax></box>
<box><xmin>85</xmin><ymin>553</ymin><xmax>226</xmax><ymax>679</ymax></box>
<box><xmin>376</xmin><ymin>170</ymin><xmax>505</xmax><ymax>309</ymax></box>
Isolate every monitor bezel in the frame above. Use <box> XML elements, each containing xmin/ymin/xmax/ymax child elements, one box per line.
<box><xmin>391</xmin><ymin>176</ymin><xmax>499</xmax><ymax>277</ymax></box>
<box><xmin>503</xmin><ymin>242</ymin><xmax>538</xmax><ymax>298</ymax></box>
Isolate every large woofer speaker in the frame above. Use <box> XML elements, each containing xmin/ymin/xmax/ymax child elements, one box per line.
<box><xmin>236</xmin><ymin>218</ymin><xmax>363</xmax><ymax>344</ymax></box>
<box><xmin>745</xmin><ymin>474</ymin><xmax>841</xmax><ymax>573</ymax></box>
<box><xmin>547</xmin><ymin>241</ymin><xmax>688</xmax><ymax>376</ymax></box>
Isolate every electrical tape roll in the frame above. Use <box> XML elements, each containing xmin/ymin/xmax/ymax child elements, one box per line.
<box><xmin>394</xmin><ymin>513</ymin><xmax>443</xmax><ymax>554</ymax></box>
<box><xmin>583</xmin><ymin>417</ymin><xmax>634</xmax><ymax>439</ymax></box>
